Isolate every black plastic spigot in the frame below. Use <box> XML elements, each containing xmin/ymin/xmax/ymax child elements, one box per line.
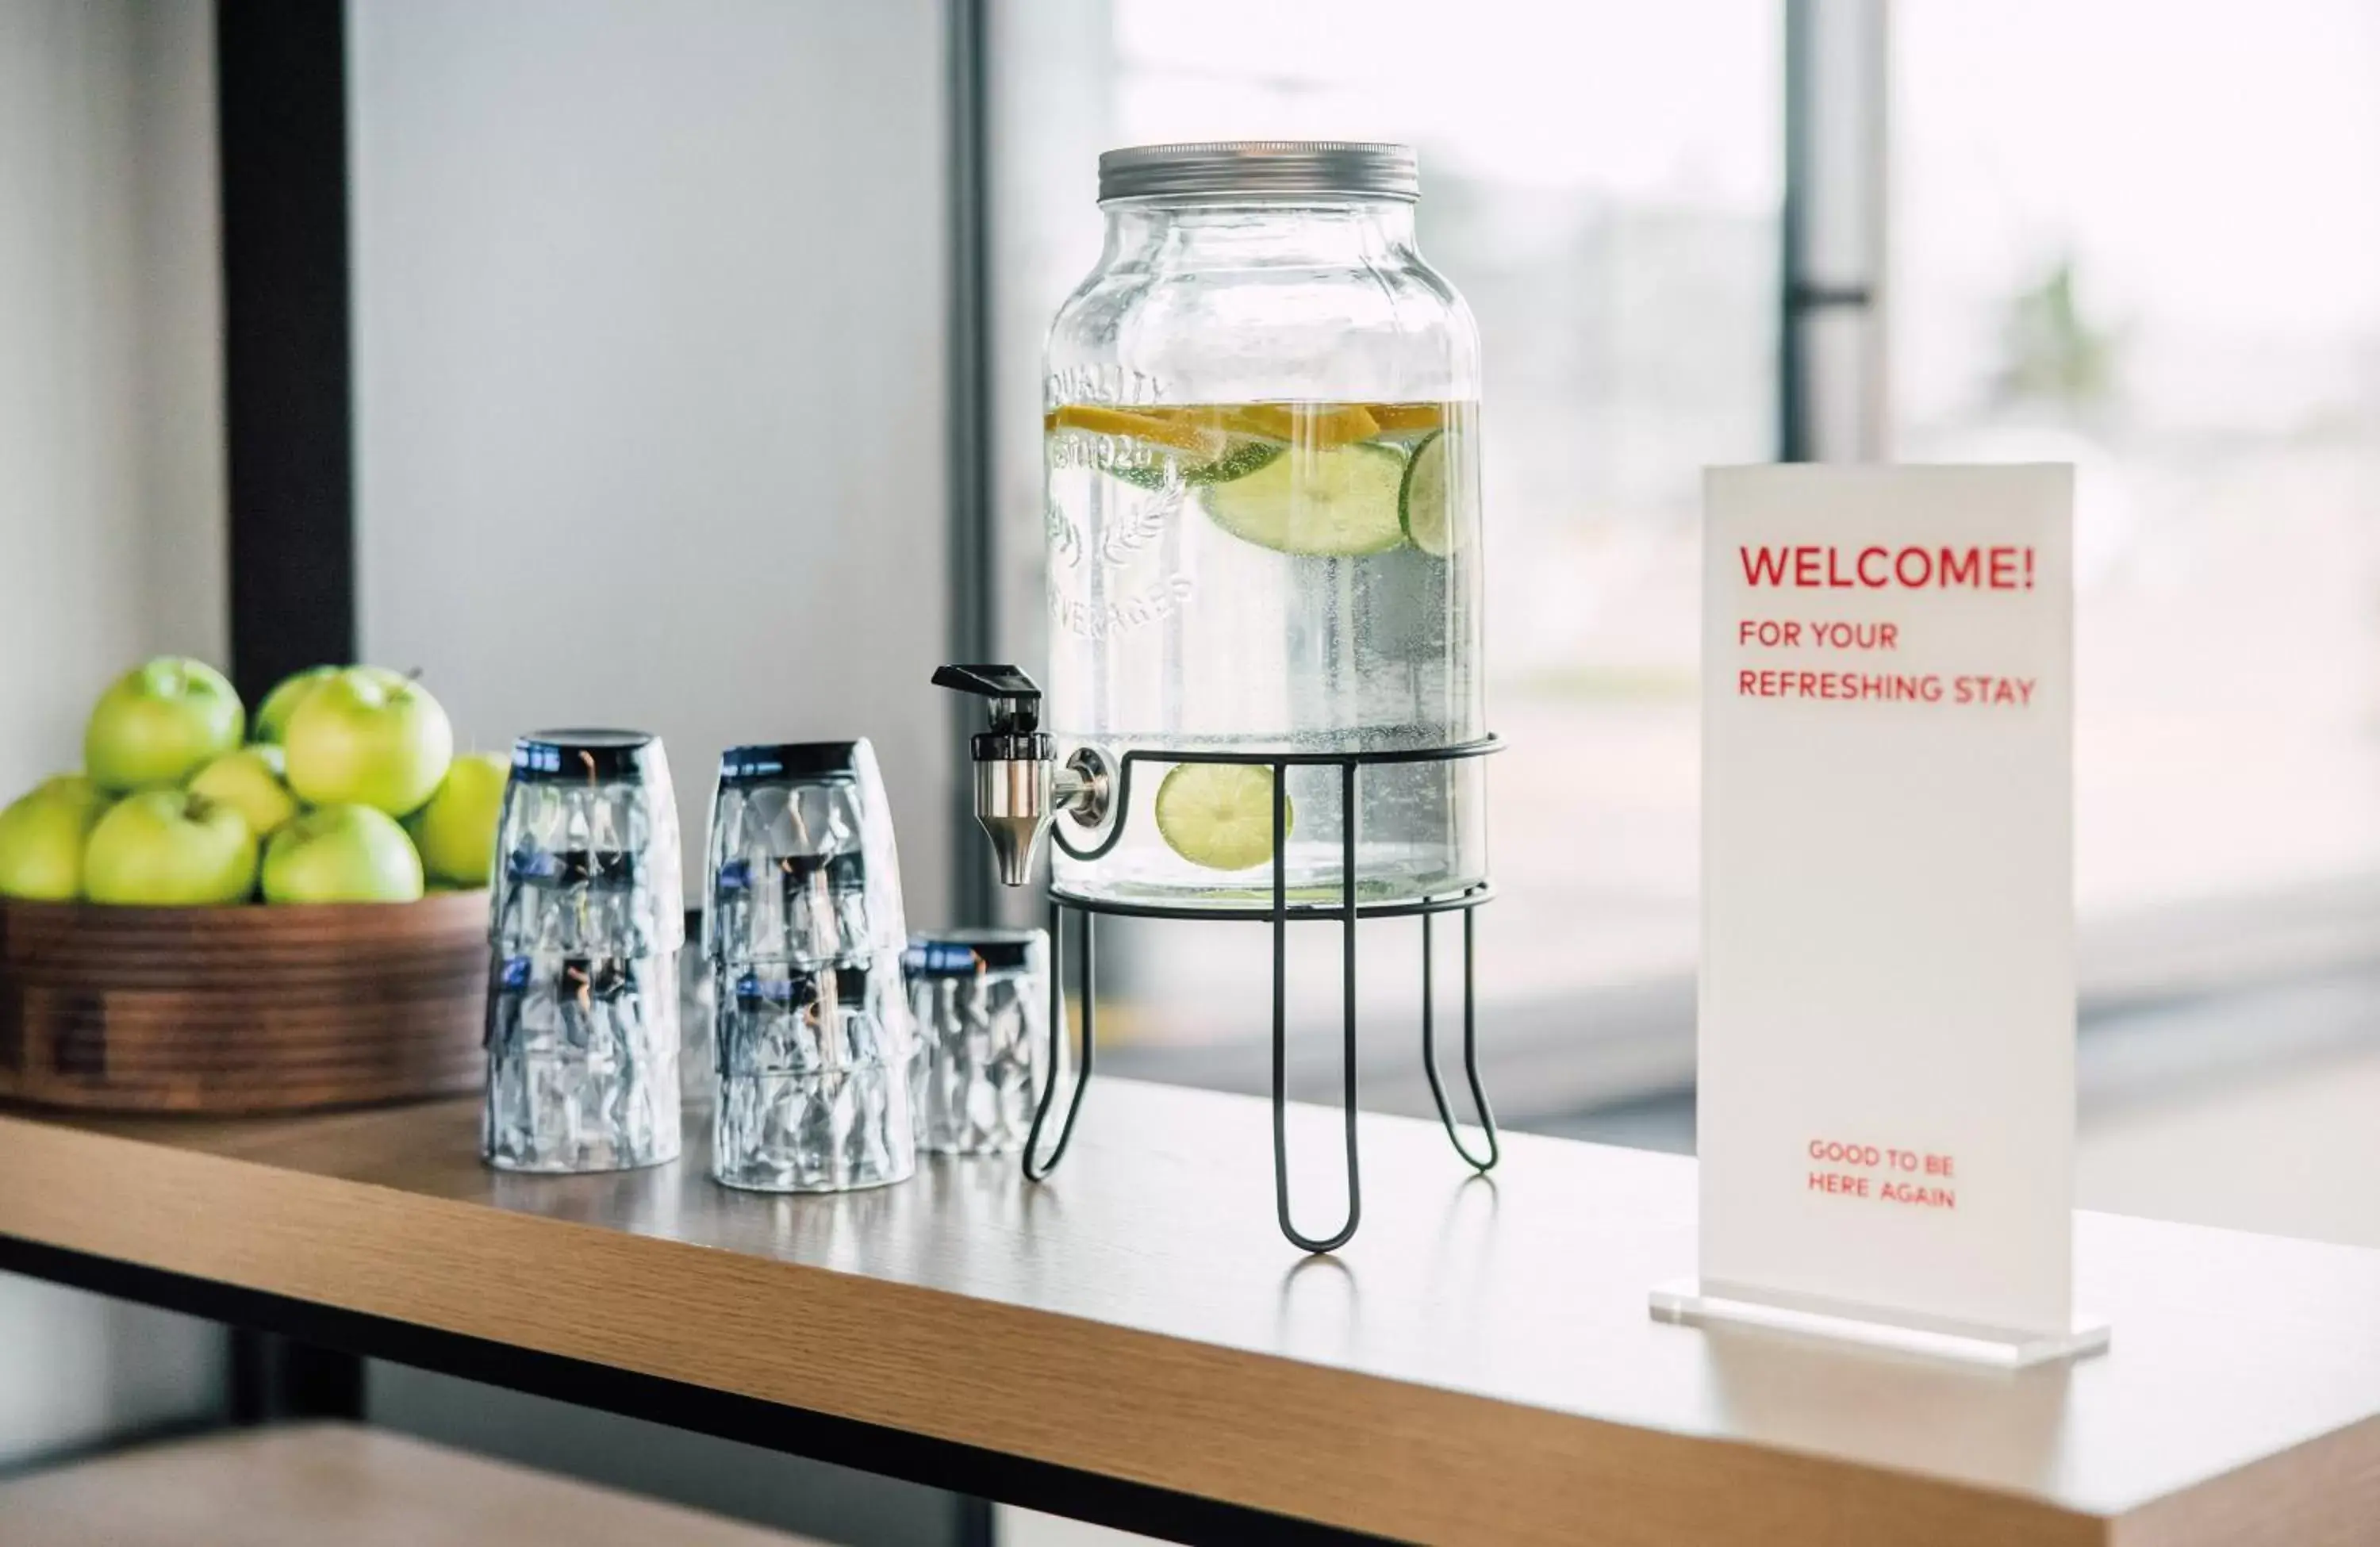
<box><xmin>933</xmin><ymin>663</ymin><xmax>1053</xmax><ymax>762</ymax></box>
<box><xmin>932</xmin><ymin>662</ymin><xmax>1040</xmax><ymax>717</ymax></box>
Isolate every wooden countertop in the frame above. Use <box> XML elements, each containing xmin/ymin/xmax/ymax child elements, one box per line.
<box><xmin>2</xmin><ymin>1081</ymin><xmax>2376</xmax><ymax>1545</ymax></box>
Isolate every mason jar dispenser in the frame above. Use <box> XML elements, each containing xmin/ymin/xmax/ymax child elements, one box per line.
<box><xmin>938</xmin><ymin>142</ymin><xmax>1498</xmax><ymax>1249</ymax></box>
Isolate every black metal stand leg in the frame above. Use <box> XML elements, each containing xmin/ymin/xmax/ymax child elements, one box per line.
<box><xmin>1274</xmin><ymin>761</ymin><xmax>1361</xmax><ymax>1254</ymax></box>
<box><xmin>1421</xmin><ymin>908</ymin><xmax>1499</xmax><ymax>1172</ymax></box>
<box><xmin>1039</xmin><ymin>736</ymin><xmax>1499</xmax><ymax>1250</ymax></box>
<box><xmin>1023</xmin><ymin>900</ymin><xmax>1093</xmax><ymax>1182</ymax></box>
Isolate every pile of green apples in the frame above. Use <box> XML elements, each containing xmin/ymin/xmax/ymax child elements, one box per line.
<box><xmin>0</xmin><ymin>658</ymin><xmax>509</xmax><ymax>907</ymax></box>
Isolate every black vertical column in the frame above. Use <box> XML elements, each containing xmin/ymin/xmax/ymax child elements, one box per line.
<box><xmin>947</xmin><ymin>8</ymin><xmax>1002</xmax><ymax>1530</ymax></box>
<box><xmin>1776</xmin><ymin>0</ymin><xmax>1888</xmax><ymax>463</ymax></box>
<box><xmin>1778</xmin><ymin>0</ymin><xmax>1811</xmax><ymax>463</ymax></box>
<box><xmin>946</xmin><ymin>0</ymin><xmax>998</xmax><ymax>927</ymax></box>
<box><xmin>215</xmin><ymin>0</ymin><xmax>366</xmax><ymax>1422</ymax></box>
<box><xmin>217</xmin><ymin>0</ymin><xmax>358</xmax><ymax>705</ymax></box>
<box><xmin>228</xmin><ymin>1326</ymin><xmax>366</xmax><ymax>1423</ymax></box>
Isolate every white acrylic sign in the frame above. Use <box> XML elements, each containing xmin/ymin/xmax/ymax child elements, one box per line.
<box><xmin>1655</xmin><ymin>464</ymin><xmax>2104</xmax><ymax>1365</ymax></box>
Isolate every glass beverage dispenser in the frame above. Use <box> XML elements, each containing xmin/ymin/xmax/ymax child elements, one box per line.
<box><xmin>939</xmin><ymin>143</ymin><xmax>1499</xmax><ymax>1250</ymax></box>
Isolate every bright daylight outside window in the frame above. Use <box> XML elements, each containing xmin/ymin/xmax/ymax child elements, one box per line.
<box><xmin>989</xmin><ymin>0</ymin><xmax>1779</xmax><ymax>1127</ymax></box>
<box><xmin>1894</xmin><ymin>1</ymin><xmax>2380</xmax><ymax>988</ymax></box>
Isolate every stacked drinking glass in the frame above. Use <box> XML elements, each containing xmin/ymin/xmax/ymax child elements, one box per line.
<box><xmin>704</xmin><ymin>740</ymin><xmax>916</xmax><ymax>1192</ymax></box>
<box><xmin>482</xmin><ymin>730</ymin><xmax>684</xmax><ymax>1173</ymax></box>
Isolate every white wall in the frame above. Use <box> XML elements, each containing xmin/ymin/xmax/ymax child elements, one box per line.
<box><xmin>129</xmin><ymin>0</ymin><xmax>231</xmax><ymax>671</ymax></box>
<box><xmin>0</xmin><ymin>0</ymin><xmax>229</xmax><ymax>1464</ymax></box>
<box><xmin>348</xmin><ymin>0</ymin><xmax>955</xmax><ymax>925</ymax></box>
<box><xmin>0</xmin><ymin>0</ymin><xmax>143</xmax><ymax>797</ymax></box>
<box><xmin>0</xmin><ymin>0</ymin><xmax>226</xmax><ymax>799</ymax></box>
<box><xmin>0</xmin><ymin>1271</ymin><xmax>224</xmax><ymax>1465</ymax></box>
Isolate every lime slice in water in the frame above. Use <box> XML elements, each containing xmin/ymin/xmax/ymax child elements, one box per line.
<box><xmin>1399</xmin><ymin>429</ymin><xmax>1457</xmax><ymax>557</ymax></box>
<box><xmin>1201</xmin><ymin>443</ymin><xmax>1407</xmax><ymax>556</ymax></box>
<box><xmin>1109</xmin><ymin>436</ymin><xmax>1284</xmax><ymax>491</ymax></box>
<box><xmin>1154</xmin><ymin>764</ymin><xmax>1291</xmax><ymax>872</ymax></box>
<box><xmin>1048</xmin><ymin>404</ymin><xmax>1285</xmax><ymax>491</ymax></box>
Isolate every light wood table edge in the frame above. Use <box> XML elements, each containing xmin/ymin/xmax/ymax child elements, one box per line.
<box><xmin>2110</xmin><ymin>1411</ymin><xmax>2380</xmax><ymax>1547</ymax></box>
<box><xmin>0</xmin><ymin>1110</ymin><xmax>2193</xmax><ymax>1546</ymax></box>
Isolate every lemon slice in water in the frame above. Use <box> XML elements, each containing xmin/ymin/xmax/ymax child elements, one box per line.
<box><xmin>1154</xmin><ymin>764</ymin><xmax>1291</xmax><ymax>872</ymax></box>
<box><xmin>1048</xmin><ymin>403</ymin><xmax>1225</xmax><ymax>457</ymax></box>
<box><xmin>1216</xmin><ymin>402</ymin><xmax>1380</xmax><ymax>447</ymax></box>
<box><xmin>1365</xmin><ymin>401</ymin><xmax>1445</xmax><ymax>437</ymax></box>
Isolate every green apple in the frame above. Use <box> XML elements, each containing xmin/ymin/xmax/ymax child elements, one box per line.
<box><xmin>188</xmin><ymin>745</ymin><xmax>301</xmax><ymax>839</ymax></box>
<box><xmin>404</xmin><ymin>750</ymin><xmax>508</xmax><ymax>888</ymax></box>
<box><xmin>251</xmin><ymin>665</ymin><xmax>340</xmax><ymax>744</ymax></box>
<box><xmin>83</xmin><ymin>790</ymin><xmax>258</xmax><ymax>906</ymax></box>
<box><xmin>261</xmin><ymin>804</ymin><xmax>425</xmax><ymax>904</ymax></box>
<box><xmin>84</xmin><ymin>658</ymin><xmax>244</xmax><ymax>792</ymax></box>
<box><xmin>256</xmin><ymin>665</ymin><xmax>417</xmax><ymax>745</ymax></box>
<box><xmin>0</xmin><ymin>776</ymin><xmax>114</xmax><ymax>900</ymax></box>
<box><xmin>283</xmin><ymin>668</ymin><xmax>454</xmax><ymax>817</ymax></box>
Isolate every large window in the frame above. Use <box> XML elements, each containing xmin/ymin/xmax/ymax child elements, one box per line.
<box><xmin>1891</xmin><ymin>0</ymin><xmax>2380</xmax><ymax>1237</ymax></box>
<box><xmin>988</xmin><ymin>0</ymin><xmax>1780</xmax><ymax>1116</ymax></box>
<box><xmin>1894</xmin><ymin>0</ymin><xmax>2380</xmax><ymax>919</ymax></box>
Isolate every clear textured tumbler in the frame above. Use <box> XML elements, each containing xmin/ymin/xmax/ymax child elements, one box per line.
<box><xmin>482</xmin><ymin>730</ymin><xmax>685</xmax><ymax>1173</ymax></box>
<box><xmin>904</xmin><ymin>930</ymin><xmax>1048</xmax><ymax>1156</ymax></box>
<box><xmin>712</xmin><ymin>962</ymin><xmax>913</xmax><ymax>1191</ymax></box>
<box><xmin>703</xmin><ymin>741</ymin><xmax>904</xmax><ymax>965</ymax></box>
<box><xmin>493</xmin><ymin>731</ymin><xmax>685</xmax><ymax>958</ymax></box>
<box><xmin>482</xmin><ymin>952</ymin><xmax>681</xmax><ymax>1171</ymax></box>
<box><xmin>704</xmin><ymin>739</ymin><xmax>916</xmax><ymax>1192</ymax></box>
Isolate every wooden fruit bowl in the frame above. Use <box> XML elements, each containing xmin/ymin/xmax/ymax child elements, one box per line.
<box><xmin>0</xmin><ymin>891</ymin><xmax>487</xmax><ymax>1115</ymax></box>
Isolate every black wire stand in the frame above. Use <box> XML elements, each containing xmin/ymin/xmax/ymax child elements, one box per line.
<box><xmin>1019</xmin><ymin>735</ymin><xmax>1503</xmax><ymax>1253</ymax></box>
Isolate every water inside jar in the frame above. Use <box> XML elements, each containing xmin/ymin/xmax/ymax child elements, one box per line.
<box><xmin>1044</xmin><ymin>400</ymin><xmax>1486</xmax><ymax>908</ymax></box>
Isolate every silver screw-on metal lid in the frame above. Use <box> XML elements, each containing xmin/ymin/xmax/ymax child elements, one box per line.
<box><xmin>1097</xmin><ymin>140</ymin><xmax>1418</xmax><ymax>203</ymax></box>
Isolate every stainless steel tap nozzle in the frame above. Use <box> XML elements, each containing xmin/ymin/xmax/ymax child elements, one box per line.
<box><xmin>934</xmin><ymin>665</ymin><xmax>1110</xmax><ymax>887</ymax></box>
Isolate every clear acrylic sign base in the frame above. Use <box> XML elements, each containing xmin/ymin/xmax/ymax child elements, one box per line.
<box><xmin>1651</xmin><ymin>1279</ymin><xmax>2110</xmax><ymax>1369</ymax></box>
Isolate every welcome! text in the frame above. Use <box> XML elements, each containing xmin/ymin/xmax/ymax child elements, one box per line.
<box><xmin>1741</xmin><ymin>544</ymin><xmax>2036</xmax><ymax>591</ymax></box>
